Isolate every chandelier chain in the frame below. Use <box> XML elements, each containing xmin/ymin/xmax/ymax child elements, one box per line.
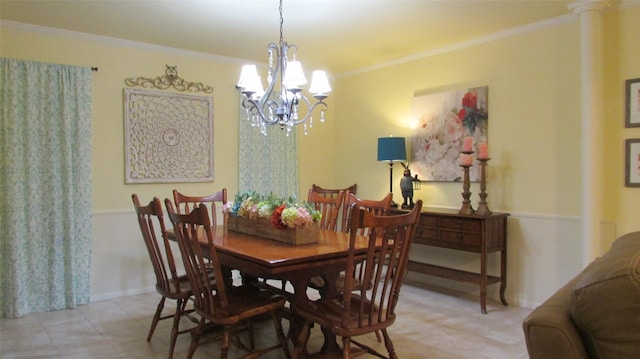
<box><xmin>279</xmin><ymin>0</ymin><xmax>284</xmax><ymax>47</ymax></box>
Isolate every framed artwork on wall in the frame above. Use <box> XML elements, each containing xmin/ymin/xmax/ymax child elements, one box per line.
<box><xmin>124</xmin><ymin>88</ymin><xmax>214</xmax><ymax>183</ymax></box>
<box><xmin>410</xmin><ymin>86</ymin><xmax>488</xmax><ymax>182</ymax></box>
<box><xmin>625</xmin><ymin>78</ymin><xmax>640</xmax><ymax>128</ymax></box>
<box><xmin>625</xmin><ymin>138</ymin><xmax>640</xmax><ymax>187</ymax></box>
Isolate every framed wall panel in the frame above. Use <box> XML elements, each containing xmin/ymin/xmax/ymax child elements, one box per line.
<box><xmin>124</xmin><ymin>88</ymin><xmax>214</xmax><ymax>183</ymax></box>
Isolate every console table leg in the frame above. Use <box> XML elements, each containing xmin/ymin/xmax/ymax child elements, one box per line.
<box><xmin>500</xmin><ymin>247</ymin><xmax>509</xmax><ymax>306</ymax></box>
<box><xmin>480</xmin><ymin>250</ymin><xmax>487</xmax><ymax>314</ymax></box>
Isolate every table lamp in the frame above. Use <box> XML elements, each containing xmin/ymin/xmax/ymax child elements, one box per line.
<box><xmin>377</xmin><ymin>136</ymin><xmax>407</xmax><ymax>208</ymax></box>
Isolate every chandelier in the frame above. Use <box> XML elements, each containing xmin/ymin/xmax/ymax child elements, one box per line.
<box><xmin>236</xmin><ymin>0</ymin><xmax>331</xmax><ymax>136</ymax></box>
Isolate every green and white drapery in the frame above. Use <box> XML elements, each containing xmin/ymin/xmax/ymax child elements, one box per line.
<box><xmin>0</xmin><ymin>58</ymin><xmax>93</xmax><ymax>318</ymax></box>
<box><xmin>238</xmin><ymin>97</ymin><xmax>299</xmax><ymax>199</ymax></box>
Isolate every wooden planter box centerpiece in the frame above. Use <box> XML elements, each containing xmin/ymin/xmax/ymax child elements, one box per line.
<box><xmin>227</xmin><ymin>215</ymin><xmax>319</xmax><ymax>245</ymax></box>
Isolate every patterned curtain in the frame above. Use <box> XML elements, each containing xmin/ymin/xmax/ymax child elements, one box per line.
<box><xmin>238</xmin><ymin>97</ymin><xmax>299</xmax><ymax>199</ymax></box>
<box><xmin>0</xmin><ymin>58</ymin><xmax>93</xmax><ymax>318</ymax></box>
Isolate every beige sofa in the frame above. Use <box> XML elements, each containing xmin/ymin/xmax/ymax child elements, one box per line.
<box><xmin>522</xmin><ymin>231</ymin><xmax>640</xmax><ymax>359</ymax></box>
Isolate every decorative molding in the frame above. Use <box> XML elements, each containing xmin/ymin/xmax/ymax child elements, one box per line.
<box><xmin>125</xmin><ymin>65</ymin><xmax>213</xmax><ymax>93</ymax></box>
<box><xmin>1</xmin><ymin>17</ymin><xmax>578</xmax><ymax>78</ymax></box>
<box><xmin>0</xmin><ymin>20</ymin><xmax>249</xmax><ymax>65</ymax></box>
<box><xmin>340</xmin><ymin>13</ymin><xmax>577</xmax><ymax>77</ymax></box>
<box><xmin>567</xmin><ymin>0</ymin><xmax>612</xmax><ymax>14</ymax></box>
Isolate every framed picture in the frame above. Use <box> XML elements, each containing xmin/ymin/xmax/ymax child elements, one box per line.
<box><xmin>124</xmin><ymin>88</ymin><xmax>214</xmax><ymax>183</ymax></box>
<box><xmin>410</xmin><ymin>86</ymin><xmax>488</xmax><ymax>182</ymax></box>
<box><xmin>625</xmin><ymin>139</ymin><xmax>640</xmax><ymax>187</ymax></box>
<box><xmin>625</xmin><ymin>78</ymin><xmax>640</xmax><ymax>127</ymax></box>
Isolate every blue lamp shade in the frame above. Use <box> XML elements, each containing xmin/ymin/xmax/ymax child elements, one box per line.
<box><xmin>377</xmin><ymin>137</ymin><xmax>407</xmax><ymax>161</ymax></box>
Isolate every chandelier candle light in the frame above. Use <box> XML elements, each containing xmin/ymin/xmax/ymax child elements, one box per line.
<box><xmin>236</xmin><ymin>0</ymin><xmax>332</xmax><ymax>136</ymax></box>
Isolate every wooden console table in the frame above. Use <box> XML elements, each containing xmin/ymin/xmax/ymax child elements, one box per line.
<box><xmin>397</xmin><ymin>207</ymin><xmax>509</xmax><ymax>314</ymax></box>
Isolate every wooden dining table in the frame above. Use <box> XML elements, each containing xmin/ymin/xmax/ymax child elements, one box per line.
<box><xmin>167</xmin><ymin>225</ymin><xmax>377</xmax><ymax>354</ymax></box>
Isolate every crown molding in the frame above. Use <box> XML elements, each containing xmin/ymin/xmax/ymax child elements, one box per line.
<box><xmin>567</xmin><ymin>0</ymin><xmax>613</xmax><ymax>13</ymax></box>
<box><xmin>338</xmin><ymin>13</ymin><xmax>577</xmax><ymax>78</ymax></box>
<box><xmin>0</xmin><ymin>19</ymin><xmax>254</xmax><ymax>66</ymax></box>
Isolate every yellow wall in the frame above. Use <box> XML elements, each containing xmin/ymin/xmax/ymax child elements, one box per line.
<box><xmin>0</xmin><ymin>24</ymin><xmax>336</xmax><ymax>208</ymax></box>
<box><xmin>2</xmin><ymin>3</ymin><xmax>639</xmax><ymax>306</ymax></box>
<box><xmin>603</xmin><ymin>4</ymin><xmax>640</xmax><ymax>235</ymax></box>
<box><xmin>333</xmin><ymin>20</ymin><xmax>582</xmax><ymax>217</ymax></box>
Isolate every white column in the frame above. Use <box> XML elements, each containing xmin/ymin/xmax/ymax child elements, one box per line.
<box><xmin>568</xmin><ymin>0</ymin><xmax>611</xmax><ymax>265</ymax></box>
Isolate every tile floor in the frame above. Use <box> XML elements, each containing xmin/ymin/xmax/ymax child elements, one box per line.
<box><xmin>0</xmin><ymin>281</ymin><xmax>532</xmax><ymax>359</ymax></box>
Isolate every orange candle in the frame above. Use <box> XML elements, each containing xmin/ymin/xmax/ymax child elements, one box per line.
<box><xmin>460</xmin><ymin>154</ymin><xmax>473</xmax><ymax>166</ymax></box>
<box><xmin>462</xmin><ymin>136</ymin><xmax>473</xmax><ymax>152</ymax></box>
<box><xmin>478</xmin><ymin>142</ymin><xmax>489</xmax><ymax>159</ymax></box>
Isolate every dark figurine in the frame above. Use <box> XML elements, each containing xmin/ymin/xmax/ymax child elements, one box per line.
<box><xmin>400</xmin><ymin>163</ymin><xmax>414</xmax><ymax>209</ymax></box>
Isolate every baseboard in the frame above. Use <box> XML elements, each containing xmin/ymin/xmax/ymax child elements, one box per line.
<box><xmin>90</xmin><ymin>286</ymin><xmax>156</xmax><ymax>303</ymax></box>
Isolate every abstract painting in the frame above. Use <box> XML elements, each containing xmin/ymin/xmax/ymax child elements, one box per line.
<box><xmin>410</xmin><ymin>86</ymin><xmax>488</xmax><ymax>182</ymax></box>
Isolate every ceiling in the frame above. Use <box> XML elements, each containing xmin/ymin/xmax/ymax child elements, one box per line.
<box><xmin>1</xmin><ymin>0</ymin><xmax>582</xmax><ymax>74</ymax></box>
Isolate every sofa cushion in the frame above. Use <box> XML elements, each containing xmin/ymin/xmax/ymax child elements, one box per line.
<box><xmin>570</xmin><ymin>231</ymin><xmax>640</xmax><ymax>359</ymax></box>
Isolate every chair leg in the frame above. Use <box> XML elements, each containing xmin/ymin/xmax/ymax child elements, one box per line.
<box><xmin>273</xmin><ymin>312</ymin><xmax>291</xmax><ymax>359</ymax></box>
<box><xmin>186</xmin><ymin>317</ymin><xmax>205</xmax><ymax>359</ymax></box>
<box><xmin>221</xmin><ymin>325</ymin><xmax>232</xmax><ymax>359</ymax></box>
<box><xmin>381</xmin><ymin>329</ymin><xmax>398</xmax><ymax>359</ymax></box>
<box><xmin>167</xmin><ymin>298</ymin><xmax>184</xmax><ymax>359</ymax></box>
<box><xmin>374</xmin><ymin>330</ymin><xmax>382</xmax><ymax>342</ymax></box>
<box><xmin>292</xmin><ymin>319</ymin><xmax>312</xmax><ymax>359</ymax></box>
<box><xmin>247</xmin><ymin>319</ymin><xmax>255</xmax><ymax>350</ymax></box>
<box><xmin>342</xmin><ymin>336</ymin><xmax>351</xmax><ymax>359</ymax></box>
<box><xmin>147</xmin><ymin>296</ymin><xmax>166</xmax><ymax>341</ymax></box>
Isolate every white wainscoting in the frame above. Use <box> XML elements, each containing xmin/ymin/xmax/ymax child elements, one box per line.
<box><xmin>407</xmin><ymin>211</ymin><xmax>617</xmax><ymax>308</ymax></box>
<box><xmin>91</xmin><ymin>209</ymin><xmax>157</xmax><ymax>302</ymax></box>
<box><xmin>92</xmin><ymin>209</ymin><xmax>616</xmax><ymax>308</ymax></box>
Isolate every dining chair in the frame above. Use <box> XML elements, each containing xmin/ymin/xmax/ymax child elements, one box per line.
<box><xmin>308</xmin><ymin>192</ymin><xmax>393</xmax><ymax>343</ymax></box>
<box><xmin>292</xmin><ymin>200</ymin><xmax>423</xmax><ymax>359</ymax></box>
<box><xmin>165</xmin><ymin>200</ymin><xmax>290</xmax><ymax>359</ymax></box>
<box><xmin>312</xmin><ymin>183</ymin><xmax>357</xmax><ymax>232</ymax></box>
<box><xmin>173</xmin><ymin>188</ymin><xmax>227</xmax><ymax>228</ymax></box>
<box><xmin>341</xmin><ymin>192</ymin><xmax>392</xmax><ymax>235</ymax></box>
<box><xmin>132</xmin><ymin>194</ymin><xmax>212</xmax><ymax>359</ymax></box>
<box><xmin>307</xmin><ymin>188</ymin><xmax>345</xmax><ymax>231</ymax></box>
<box><xmin>309</xmin><ymin>192</ymin><xmax>393</xmax><ymax>292</ymax></box>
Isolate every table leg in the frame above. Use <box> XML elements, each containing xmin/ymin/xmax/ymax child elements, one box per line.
<box><xmin>288</xmin><ymin>273</ymin><xmax>342</xmax><ymax>356</ymax></box>
<box><xmin>287</xmin><ymin>278</ymin><xmax>311</xmax><ymax>357</ymax></box>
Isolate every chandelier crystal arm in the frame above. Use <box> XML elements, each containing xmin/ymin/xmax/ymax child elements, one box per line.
<box><xmin>256</xmin><ymin>42</ymin><xmax>281</xmax><ymax>118</ymax></box>
<box><xmin>285</xmin><ymin>96</ymin><xmax>328</xmax><ymax>125</ymax></box>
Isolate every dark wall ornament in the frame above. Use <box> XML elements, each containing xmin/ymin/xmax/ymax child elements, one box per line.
<box><xmin>125</xmin><ymin>65</ymin><xmax>214</xmax><ymax>93</ymax></box>
<box><xmin>625</xmin><ymin>78</ymin><xmax>640</xmax><ymax>128</ymax></box>
<box><xmin>625</xmin><ymin>138</ymin><xmax>640</xmax><ymax>187</ymax></box>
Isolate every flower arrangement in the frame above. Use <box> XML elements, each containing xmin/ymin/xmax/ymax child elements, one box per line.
<box><xmin>224</xmin><ymin>191</ymin><xmax>321</xmax><ymax>230</ymax></box>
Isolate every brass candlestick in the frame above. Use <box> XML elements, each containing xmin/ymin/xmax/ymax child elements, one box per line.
<box><xmin>458</xmin><ymin>151</ymin><xmax>475</xmax><ymax>215</ymax></box>
<box><xmin>475</xmin><ymin>157</ymin><xmax>492</xmax><ymax>216</ymax></box>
